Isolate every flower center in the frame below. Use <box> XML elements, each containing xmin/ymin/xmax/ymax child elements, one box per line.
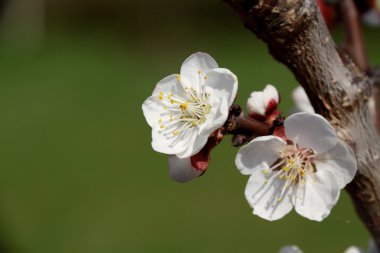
<box><xmin>157</xmin><ymin>76</ymin><xmax>211</xmax><ymax>147</ymax></box>
<box><xmin>264</xmin><ymin>144</ymin><xmax>317</xmax><ymax>202</ymax></box>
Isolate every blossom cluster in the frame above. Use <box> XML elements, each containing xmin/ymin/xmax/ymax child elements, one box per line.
<box><xmin>142</xmin><ymin>52</ymin><xmax>357</xmax><ymax>222</ymax></box>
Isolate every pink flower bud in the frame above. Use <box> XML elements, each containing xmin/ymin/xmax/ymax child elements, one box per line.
<box><xmin>247</xmin><ymin>84</ymin><xmax>280</xmax><ymax>121</ymax></box>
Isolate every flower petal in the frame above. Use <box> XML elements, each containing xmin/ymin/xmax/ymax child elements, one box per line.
<box><xmin>263</xmin><ymin>84</ymin><xmax>279</xmax><ymax>104</ymax></box>
<box><xmin>245</xmin><ymin>169</ymin><xmax>293</xmax><ymax>221</ymax></box>
<box><xmin>315</xmin><ymin>140</ymin><xmax>357</xmax><ymax>188</ymax></box>
<box><xmin>151</xmin><ymin>127</ymin><xmax>190</xmax><ymax>155</ymax></box>
<box><xmin>152</xmin><ymin>74</ymin><xmax>185</xmax><ymax>96</ymax></box>
<box><xmin>235</xmin><ymin>136</ymin><xmax>286</xmax><ymax>175</ymax></box>
<box><xmin>293</xmin><ymin>168</ymin><xmax>340</xmax><ymax>221</ymax></box>
<box><xmin>292</xmin><ymin>86</ymin><xmax>315</xmax><ymax>113</ymax></box>
<box><xmin>142</xmin><ymin>95</ymin><xmax>161</xmax><ymax>128</ymax></box>
<box><xmin>285</xmin><ymin>112</ymin><xmax>337</xmax><ymax>154</ymax></box>
<box><xmin>199</xmin><ymin>97</ymin><xmax>229</xmax><ymax>136</ymax></box>
<box><xmin>168</xmin><ymin>155</ymin><xmax>202</xmax><ymax>183</ymax></box>
<box><xmin>247</xmin><ymin>91</ymin><xmax>266</xmax><ymax>115</ymax></box>
<box><xmin>143</xmin><ymin>74</ymin><xmax>186</xmax><ymax>128</ymax></box>
<box><xmin>279</xmin><ymin>246</ymin><xmax>304</xmax><ymax>253</ymax></box>
<box><xmin>176</xmin><ymin>131</ymin><xmax>208</xmax><ymax>159</ymax></box>
<box><xmin>204</xmin><ymin>68</ymin><xmax>238</xmax><ymax>106</ymax></box>
<box><xmin>180</xmin><ymin>52</ymin><xmax>218</xmax><ymax>92</ymax></box>
<box><xmin>345</xmin><ymin>246</ymin><xmax>364</xmax><ymax>253</ymax></box>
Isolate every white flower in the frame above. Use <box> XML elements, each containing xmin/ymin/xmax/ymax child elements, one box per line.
<box><xmin>292</xmin><ymin>86</ymin><xmax>315</xmax><ymax>113</ymax></box>
<box><xmin>247</xmin><ymin>84</ymin><xmax>279</xmax><ymax>117</ymax></box>
<box><xmin>363</xmin><ymin>9</ymin><xmax>380</xmax><ymax>27</ymax></box>
<box><xmin>344</xmin><ymin>241</ymin><xmax>379</xmax><ymax>253</ymax></box>
<box><xmin>345</xmin><ymin>246</ymin><xmax>365</xmax><ymax>253</ymax></box>
<box><xmin>142</xmin><ymin>52</ymin><xmax>238</xmax><ymax>158</ymax></box>
<box><xmin>235</xmin><ymin>112</ymin><xmax>357</xmax><ymax>221</ymax></box>
<box><xmin>168</xmin><ymin>155</ymin><xmax>202</xmax><ymax>183</ymax></box>
<box><xmin>279</xmin><ymin>245</ymin><xmax>303</xmax><ymax>253</ymax></box>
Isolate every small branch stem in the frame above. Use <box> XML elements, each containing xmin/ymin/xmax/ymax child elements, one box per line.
<box><xmin>341</xmin><ymin>0</ymin><xmax>369</xmax><ymax>72</ymax></box>
<box><xmin>226</xmin><ymin>115</ymin><xmax>271</xmax><ymax>135</ymax></box>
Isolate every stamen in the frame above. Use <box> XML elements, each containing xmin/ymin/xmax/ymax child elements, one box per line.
<box><xmin>157</xmin><ymin>80</ymin><xmax>211</xmax><ymax>146</ymax></box>
<box><xmin>269</xmin><ymin>145</ymin><xmax>317</xmax><ymax>205</ymax></box>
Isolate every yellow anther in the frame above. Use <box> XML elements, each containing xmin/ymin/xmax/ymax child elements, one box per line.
<box><xmin>160</xmin><ymin>125</ymin><xmax>164</xmax><ymax>129</ymax></box>
<box><xmin>176</xmin><ymin>74</ymin><xmax>180</xmax><ymax>81</ymax></box>
<box><xmin>170</xmin><ymin>99</ymin><xmax>175</xmax><ymax>104</ymax></box>
<box><xmin>291</xmin><ymin>175</ymin><xmax>296</xmax><ymax>180</ymax></box>
<box><xmin>286</xmin><ymin>176</ymin><xmax>290</xmax><ymax>180</ymax></box>
<box><xmin>204</xmin><ymin>76</ymin><xmax>207</xmax><ymax>80</ymax></box>
<box><xmin>169</xmin><ymin>115</ymin><xmax>173</xmax><ymax>121</ymax></box>
<box><xmin>173</xmin><ymin>131</ymin><xmax>179</xmax><ymax>136</ymax></box>
<box><xmin>264</xmin><ymin>180</ymin><xmax>268</xmax><ymax>184</ymax></box>
<box><xmin>263</xmin><ymin>169</ymin><xmax>269</xmax><ymax>174</ymax></box>
<box><xmin>301</xmin><ymin>179</ymin><xmax>306</xmax><ymax>185</ymax></box>
<box><xmin>276</xmin><ymin>197</ymin><xmax>282</xmax><ymax>202</ymax></box>
<box><xmin>198</xmin><ymin>70</ymin><xmax>201</xmax><ymax>74</ymax></box>
<box><xmin>163</xmin><ymin>106</ymin><xmax>167</xmax><ymax>110</ymax></box>
<box><xmin>159</xmin><ymin>92</ymin><xmax>164</xmax><ymax>100</ymax></box>
<box><xmin>158</xmin><ymin>118</ymin><xmax>162</xmax><ymax>123</ymax></box>
<box><xmin>279</xmin><ymin>175</ymin><xmax>284</xmax><ymax>179</ymax></box>
<box><xmin>180</xmin><ymin>102</ymin><xmax>188</xmax><ymax>110</ymax></box>
<box><xmin>283</xmin><ymin>165</ymin><xmax>290</xmax><ymax>172</ymax></box>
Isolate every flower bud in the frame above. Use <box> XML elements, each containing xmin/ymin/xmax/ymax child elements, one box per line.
<box><xmin>247</xmin><ymin>84</ymin><xmax>279</xmax><ymax>121</ymax></box>
<box><xmin>168</xmin><ymin>156</ymin><xmax>202</xmax><ymax>183</ymax></box>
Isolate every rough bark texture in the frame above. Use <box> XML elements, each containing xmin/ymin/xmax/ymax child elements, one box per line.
<box><xmin>224</xmin><ymin>0</ymin><xmax>380</xmax><ymax>248</ymax></box>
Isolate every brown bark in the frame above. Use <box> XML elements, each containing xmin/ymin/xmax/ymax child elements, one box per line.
<box><xmin>224</xmin><ymin>0</ymin><xmax>380</xmax><ymax>248</ymax></box>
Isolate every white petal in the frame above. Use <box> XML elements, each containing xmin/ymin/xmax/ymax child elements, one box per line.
<box><xmin>345</xmin><ymin>246</ymin><xmax>364</xmax><ymax>253</ymax></box>
<box><xmin>204</xmin><ymin>68</ymin><xmax>238</xmax><ymax>106</ymax></box>
<box><xmin>285</xmin><ymin>112</ymin><xmax>337</xmax><ymax>154</ymax></box>
<box><xmin>180</xmin><ymin>52</ymin><xmax>218</xmax><ymax>92</ymax></box>
<box><xmin>368</xmin><ymin>96</ymin><xmax>376</xmax><ymax>123</ymax></box>
<box><xmin>168</xmin><ymin>155</ymin><xmax>202</xmax><ymax>183</ymax></box>
<box><xmin>263</xmin><ymin>84</ymin><xmax>279</xmax><ymax>104</ymax></box>
<box><xmin>143</xmin><ymin>75</ymin><xmax>186</xmax><ymax>128</ymax></box>
<box><xmin>199</xmin><ymin>97</ymin><xmax>229</xmax><ymax>136</ymax></box>
<box><xmin>151</xmin><ymin>127</ymin><xmax>192</xmax><ymax>155</ymax></box>
<box><xmin>293</xmin><ymin>168</ymin><xmax>340</xmax><ymax>221</ymax></box>
<box><xmin>142</xmin><ymin>95</ymin><xmax>162</xmax><ymax>128</ymax></box>
<box><xmin>315</xmin><ymin>140</ymin><xmax>357</xmax><ymax>188</ymax></box>
<box><xmin>279</xmin><ymin>246</ymin><xmax>304</xmax><ymax>253</ymax></box>
<box><xmin>176</xmin><ymin>131</ymin><xmax>208</xmax><ymax>159</ymax></box>
<box><xmin>235</xmin><ymin>136</ymin><xmax>286</xmax><ymax>175</ymax></box>
<box><xmin>292</xmin><ymin>86</ymin><xmax>315</xmax><ymax>114</ymax></box>
<box><xmin>247</xmin><ymin>91</ymin><xmax>266</xmax><ymax>115</ymax></box>
<box><xmin>245</xmin><ymin>169</ymin><xmax>293</xmax><ymax>221</ymax></box>
<box><xmin>152</xmin><ymin>74</ymin><xmax>185</xmax><ymax>96</ymax></box>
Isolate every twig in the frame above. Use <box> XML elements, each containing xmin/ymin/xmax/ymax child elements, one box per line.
<box><xmin>340</xmin><ymin>0</ymin><xmax>369</xmax><ymax>72</ymax></box>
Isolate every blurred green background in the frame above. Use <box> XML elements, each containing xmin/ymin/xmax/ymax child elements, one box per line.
<box><xmin>0</xmin><ymin>0</ymin><xmax>379</xmax><ymax>252</ymax></box>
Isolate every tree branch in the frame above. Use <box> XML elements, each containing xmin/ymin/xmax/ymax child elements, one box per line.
<box><xmin>224</xmin><ymin>0</ymin><xmax>380</xmax><ymax>248</ymax></box>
